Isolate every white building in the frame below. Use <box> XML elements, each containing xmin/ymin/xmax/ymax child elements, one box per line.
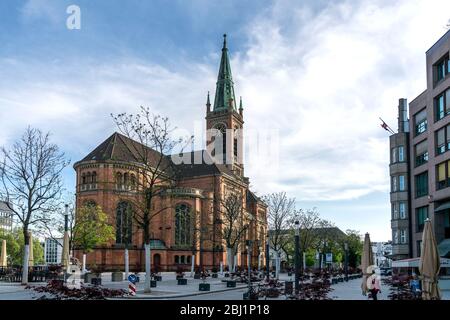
<box><xmin>0</xmin><ymin>201</ymin><xmax>13</xmax><ymax>232</ymax></box>
<box><xmin>372</xmin><ymin>241</ymin><xmax>393</xmax><ymax>267</ymax></box>
<box><xmin>44</xmin><ymin>238</ymin><xmax>63</xmax><ymax>265</ymax></box>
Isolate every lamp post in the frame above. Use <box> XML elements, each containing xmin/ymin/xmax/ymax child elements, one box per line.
<box><xmin>344</xmin><ymin>242</ymin><xmax>349</xmax><ymax>282</ymax></box>
<box><xmin>266</xmin><ymin>232</ymin><xmax>270</xmax><ymax>281</ymax></box>
<box><xmin>294</xmin><ymin>220</ymin><xmax>300</xmax><ymax>294</ymax></box>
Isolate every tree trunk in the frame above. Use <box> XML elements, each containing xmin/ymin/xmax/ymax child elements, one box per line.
<box><xmin>226</xmin><ymin>247</ymin><xmax>233</xmax><ymax>271</ymax></box>
<box><xmin>124</xmin><ymin>248</ymin><xmax>129</xmax><ymax>280</ymax></box>
<box><xmin>233</xmin><ymin>255</ymin><xmax>237</xmax><ymax>272</ymax></box>
<box><xmin>144</xmin><ymin>243</ymin><xmax>151</xmax><ymax>293</ymax></box>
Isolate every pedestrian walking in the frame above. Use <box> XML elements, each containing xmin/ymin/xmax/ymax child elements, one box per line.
<box><xmin>367</xmin><ymin>270</ymin><xmax>381</xmax><ymax>300</ymax></box>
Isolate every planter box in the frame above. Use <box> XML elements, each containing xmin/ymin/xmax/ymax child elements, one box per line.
<box><xmin>91</xmin><ymin>277</ymin><xmax>102</xmax><ymax>286</ymax></box>
<box><xmin>226</xmin><ymin>280</ymin><xmax>236</xmax><ymax>288</ymax></box>
<box><xmin>178</xmin><ymin>278</ymin><xmax>188</xmax><ymax>285</ymax></box>
<box><xmin>212</xmin><ymin>273</ymin><xmax>218</xmax><ymax>278</ymax></box>
<box><xmin>199</xmin><ymin>283</ymin><xmax>210</xmax><ymax>291</ymax></box>
<box><xmin>111</xmin><ymin>272</ymin><xmax>123</xmax><ymax>282</ymax></box>
<box><xmin>150</xmin><ymin>280</ymin><xmax>157</xmax><ymax>287</ymax></box>
<box><xmin>176</xmin><ymin>275</ymin><xmax>184</xmax><ymax>280</ymax></box>
<box><xmin>194</xmin><ymin>274</ymin><xmax>201</xmax><ymax>279</ymax></box>
<box><xmin>284</xmin><ymin>281</ymin><xmax>293</xmax><ymax>294</ymax></box>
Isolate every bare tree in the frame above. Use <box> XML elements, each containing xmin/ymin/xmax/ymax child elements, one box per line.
<box><xmin>263</xmin><ymin>192</ymin><xmax>295</xmax><ymax>277</ymax></box>
<box><xmin>0</xmin><ymin>127</ymin><xmax>69</xmax><ymax>284</ymax></box>
<box><xmin>111</xmin><ymin>107</ymin><xmax>187</xmax><ymax>292</ymax></box>
<box><xmin>219</xmin><ymin>193</ymin><xmax>249</xmax><ymax>272</ymax></box>
<box><xmin>34</xmin><ymin>197</ymin><xmax>76</xmax><ymax>260</ymax></box>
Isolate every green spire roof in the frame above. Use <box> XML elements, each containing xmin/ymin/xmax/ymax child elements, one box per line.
<box><xmin>213</xmin><ymin>34</ymin><xmax>237</xmax><ymax>111</ymax></box>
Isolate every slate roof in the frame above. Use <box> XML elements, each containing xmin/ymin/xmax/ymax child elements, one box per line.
<box><xmin>77</xmin><ymin>133</ymin><xmax>243</xmax><ymax>181</ymax></box>
<box><xmin>0</xmin><ymin>201</ymin><xmax>13</xmax><ymax>212</ymax></box>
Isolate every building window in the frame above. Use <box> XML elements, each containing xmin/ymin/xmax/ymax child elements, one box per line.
<box><xmin>435</xmin><ymin>88</ymin><xmax>450</xmax><ymax>121</ymax></box>
<box><xmin>116</xmin><ymin>201</ymin><xmax>133</xmax><ymax>244</ymax></box>
<box><xmin>391</xmin><ymin>176</ymin><xmax>397</xmax><ymax>192</ymax></box>
<box><xmin>391</xmin><ymin>147</ymin><xmax>397</xmax><ymax>164</ymax></box>
<box><xmin>399</xmin><ymin>175</ymin><xmax>405</xmax><ymax>191</ymax></box>
<box><xmin>400</xmin><ymin>229</ymin><xmax>407</xmax><ymax>244</ymax></box>
<box><xmin>436</xmin><ymin>126</ymin><xmax>447</xmax><ymax>155</ymax></box>
<box><xmin>415</xmin><ymin>140</ymin><xmax>428</xmax><ymax>167</ymax></box>
<box><xmin>416</xmin><ymin>206</ymin><xmax>428</xmax><ymax>232</ymax></box>
<box><xmin>434</xmin><ymin>55</ymin><xmax>449</xmax><ymax>84</ymax></box>
<box><xmin>393</xmin><ymin>230</ymin><xmax>398</xmax><ymax>244</ymax></box>
<box><xmin>175</xmin><ymin>203</ymin><xmax>191</xmax><ymax>246</ymax></box>
<box><xmin>174</xmin><ymin>255</ymin><xmax>179</xmax><ymax>264</ymax></box>
<box><xmin>414</xmin><ymin>109</ymin><xmax>427</xmax><ymax>136</ymax></box>
<box><xmin>436</xmin><ymin>160</ymin><xmax>450</xmax><ymax>190</ymax></box>
<box><xmin>392</xmin><ymin>203</ymin><xmax>398</xmax><ymax>220</ymax></box>
<box><xmin>415</xmin><ymin>171</ymin><xmax>428</xmax><ymax>198</ymax></box>
<box><xmin>398</xmin><ymin>146</ymin><xmax>404</xmax><ymax>162</ymax></box>
<box><xmin>399</xmin><ymin>202</ymin><xmax>406</xmax><ymax>219</ymax></box>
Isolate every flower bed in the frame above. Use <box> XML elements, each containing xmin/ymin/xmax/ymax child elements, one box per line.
<box><xmin>26</xmin><ymin>280</ymin><xmax>126</xmax><ymax>300</ymax></box>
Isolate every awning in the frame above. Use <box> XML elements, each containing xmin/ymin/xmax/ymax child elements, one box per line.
<box><xmin>434</xmin><ymin>202</ymin><xmax>450</xmax><ymax>212</ymax></box>
<box><xmin>392</xmin><ymin>257</ymin><xmax>450</xmax><ymax>268</ymax></box>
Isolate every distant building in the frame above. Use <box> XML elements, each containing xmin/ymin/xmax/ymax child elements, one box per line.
<box><xmin>44</xmin><ymin>238</ymin><xmax>63</xmax><ymax>265</ymax></box>
<box><xmin>0</xmin><ymin>201</ymin><xmax>13</xmax><ymax>232</ymax></box>
<box><xmin>371</xmin><ymin>241</ymin><xmax>392</xmax><ymax>267</ymax></box>
<box><xmin>389</xmin><ymin>30</ymin><xmax>450</xmax><ymax>260</ymax></box>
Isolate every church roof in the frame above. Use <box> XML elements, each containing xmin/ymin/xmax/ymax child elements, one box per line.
<box><xmin>79</xmin><ymin>132</ymin><xmax>173</xmax><ymax>170</ymax></box>
<box><xmin>213</xmin><ymin>34</ymin><xmax>237</xmax><ymax>111</ymax></box>
<box><xmin>77</xmin><ymin>133</ymin><xmax>243</xmax><ymax>181</ymax></box>
<box><xmin>173</xmin><ymin>150</ymin><xmax>239</xmax><ymax>180</ymax></box>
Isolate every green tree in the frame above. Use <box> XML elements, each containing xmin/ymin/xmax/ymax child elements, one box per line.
<box><xmin>72</xmin><ymin>204</ymin><xmax>115</xmax><ymax>272</ymax></box>
<box><xmin>344</xmin><ymin>229</ymin><xmax>363</xmax><ymax>268</ymax></box>
<box><xmin>0</xmin><ymin>228</ymin><xmax>44</xmax><ymax>265</ymax></box>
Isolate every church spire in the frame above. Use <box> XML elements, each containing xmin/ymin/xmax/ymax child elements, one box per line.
<box><xmin>213</xmin><ymin>34</ymin><xmax>237</xmax><ymax>111</ymax></box>
<box><xmin>206</xmin><ymin>91</ymin><xmax>211</xmax><ymax>113</ymax></box>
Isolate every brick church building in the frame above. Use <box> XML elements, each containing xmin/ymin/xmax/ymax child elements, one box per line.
<box><xmin>73</xmin><ymin>35</ymin><xmax>268</xmax><ymax>271</ymax></box>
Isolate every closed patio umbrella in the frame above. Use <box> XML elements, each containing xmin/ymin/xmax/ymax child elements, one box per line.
<box><xmin>361</xmin><ymin>233</ymin><xmax>373</xmax><ymax>295</ymax></box>
<box><xmin>61</xmin><ymin>204</ymin><xmax>70</xmax><ymax>271</ymax></box>
<box><xmin>419</xmin><ymin>218</ymin><xmax>441</xmax><ymax>300</ymax></box>
<box><xmin>1</xmin><ymin>239</ymin><xmax>7</xmax><ymax>267</ymax></box>
<box><xmin>28</xmin><ymin>231</ymin><xmax>34</xmax><ymax>267</ymax></box>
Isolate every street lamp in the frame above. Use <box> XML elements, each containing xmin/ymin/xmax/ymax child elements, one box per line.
<box><xmin>294</xmin><ymin>220</ymin><xmax>300</xmax><ymax>294</ymax></box>
<box><xmin>344</xmin><ymin>242</ymin><xmax>349</xmax><ymax>282</ymax></box>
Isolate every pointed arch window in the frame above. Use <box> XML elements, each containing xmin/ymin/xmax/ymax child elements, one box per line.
<box><xmin>175</xmin><ymin>203</ymin><xmax>192</xmax><ymax>246</ymax></box>
<box><xmin>116</xmin><ymin>201</ymin><xmax>133</xmax><ymax>245</ymax></box>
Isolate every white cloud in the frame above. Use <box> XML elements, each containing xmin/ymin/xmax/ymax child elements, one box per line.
<box><xmin>233</xmin><ymin>0</ymin><xmax>450</xmax><ymax>201</ymax></box>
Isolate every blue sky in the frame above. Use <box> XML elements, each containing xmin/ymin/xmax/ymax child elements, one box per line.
<box><xmin>1</xmin><ymin>0</ymin><xmax>450</xmax><ymax>241</ymax></box>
